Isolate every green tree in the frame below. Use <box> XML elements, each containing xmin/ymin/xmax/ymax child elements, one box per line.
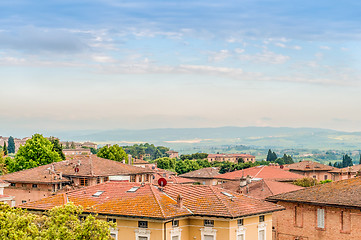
<box><xmin>13</xmin><ymin>134</ymin><xmax>62</xmax><ymax>172</ymax></box>
<box><xmin>7</xmin><ymin>136</ymin><xmax>15</xmax><ymax>154</ymax></box>
<box><xmin>293</xmin><ymin>177</ymin><xmax>318</xmax><ymax>187</ymax></box>
<box><xmin>3</xmin><ymin>142</ymin><xmax>7</xmax><ymax>156</ymax></box>
<box><xmin>342</xmin><ymin>154</ymin><xmax>353</xmax><ymax>168</ymax></box>
<box><xmin>156</xmin><ymin>157</ymin><xmax>176</xmax><ymax>170</ymax></box>
<box><xmin>97</xmin><ymin>144</ymin><xmax>127</xmax><ymax>163</ymax></box>
<box><xmin>266</xmin><ymin>149</ymin><xmax>277</xmax><ymax>162</ymax></box>
<box><xmin>49</xmin><ymin>137</ymin><xmax>65</xmax><ymax>160</ymax></box>
<box><xmin>70</xmin><ymin>142</ymin><xmax>76</xmax><ymax>149</ymax></box>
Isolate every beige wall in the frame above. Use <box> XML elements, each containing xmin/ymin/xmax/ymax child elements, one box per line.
<box><xmin>290</xmin><ymin>170</ymin><xmax>332</xmax><ymax>181</ymax></box>
<box><xmin>274</xmin><ymin>201</ymin><xmax>361</xmax><ymax>240</ymax></box>
<box><xmin>100</xmin><ymin>213</ymin><xmax>273</xmax><ymax>240</ymax></box>
<box><xmin>4</xmin><ymin>183</ymin><xmax>55</xmax><ymax>206</ymax></box>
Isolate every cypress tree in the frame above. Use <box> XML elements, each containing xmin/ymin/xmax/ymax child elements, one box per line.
<box><xmin>7</xmin><ymin>136</ymin><xmax>15</xmax><ymax>154</ymax></box>
<box><xmin>3</xmin><ymin>142</ymin><xmax>7</xmax><ymax>156</ymax></box>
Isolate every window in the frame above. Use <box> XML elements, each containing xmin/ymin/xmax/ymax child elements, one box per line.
<box><xmin>104</xmin><ymin>177</ymin><xmax>109</xmax><ymax>182</ymax></box>
<box><xmin>10</xmin><ymin>183</ymin><xmax>15</xmax><ymax>187</ymax></box>
<box><xmin>22</xmin><ymin>200</ymin><xmax>26</xmax><ymax>204</ymax></box>
<box><xmin>341</xmin><ymin>210</ymin><xmax>351</xmax><ymax>233</ymax></box>
<box><xmin>237</xmin><ymin>234</ymin><xmax>245</xmax><ymax>240</ymax></box>
<box><xmin>317</xmin><ymin>208</ymin><xmax>325</xmax><ymax>229</ymax></box>
<box><xmin>79</xmin><ymin>178</ymin><xmax>88</xmax><ymax>186</ymax></box>
<box><xmin>127</xmin><ymin>187</ymin><xmax>139</xmax><ymax>192</ymax></box>
<box><xmin>92</xmin><ymin>191</ymin><xmax>104</xmax><ymax>197</ymax></box>
<box><xmin>313</xmin><ymin>175</ymin><xmax>316</xmax><ymax>179</ymax></box>
<box><xmin>130</xmin><ymin>175</ymin><xmax>136</xmax><ymax>182</ymax></box>
<box><xmin>32</xmin><ymin>184</ymin><xmax>38</xmax><ymax>188</ymax></box>
<box><xmin>172</xmin><ymin>236</ymin><xmax>179</xmax><ymax>240</ymax></box>
<box><xmin>324</xmin><ymin>175</ymin><xmax>328</xmax><ymax>180</ymax></box>
<box><xmin>237</xmin><ymin>219</ymin><xmax>244</xmax><ymax>226</ymax></box>
<box><xmin>145</xmin><ymin>174</ymin><xmax>150</xmax><ymax>182</ymax></box>
<box><xmin>138</xmin><ymin>237</ymin><xmax>148</xmax><ymax>240</ymax></box>
<box><xmin>204</xmin><ymin>220</ymin><xmax>214</xmax><ymax>227</ymax></box>
<box><xmin>204</xmin><ymin>235</ymin><xmax>214</xmax><ymax>240</ymax></box>
<box><xmin>22</xmin><ymin>183</ymin><xmax>27</xmax><ymax>188</ymax></box>
<box><xmin>259</xmin><ymin>215</ymin><xmax>265</xmax><ymax>222</ymax></box>
<box><xmin>258</xmin><ymin>229</ymin><xmax>265</xmax><ymax>240</ymax></box>
<box><xmin>294</xmin><ymin>206</ymin><xmax>303</xmax><ymax>227</ymax></box>
<box><xmin>97</xmin><ymin>177</ymin><xmax>101</xmax><ymax>184</ymax></box>
<box><xmin>138</xmin><ymin>221</ymin><xmax>148</xmax><ymax>228</ymax></box>
<box><xmin>138</xmin><ymin>175</ymin><xmax>142</xmax><ymax>182</ymax></box>
<box><xmin>110</xmin><ymin>233</ymin><xmax>117</xmax><ymax>239</ymax></box>
<box><xmin>107</xmin><ymin>218</ymin><xmax>117</xmax><ymax>223</ymax></box>
<box><xmin>172</xmin><ymin>220</ymin><xmax>179</xmax><ymax>227</ymax></box>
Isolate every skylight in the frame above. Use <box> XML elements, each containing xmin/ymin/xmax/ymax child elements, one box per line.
<box><xmin>127</xmin><ymin>187</ymin><xmax>140</xmax><ymax>192</ymax></box>
<box><xmin>221</xmin><ymin>192</ymin><xmax>234</xmax><ymax>198</ymax></box>
<box><xmin>92</xmin><ymin>191</ymin><xmax>104</xmax><ymax>197</ymax></box>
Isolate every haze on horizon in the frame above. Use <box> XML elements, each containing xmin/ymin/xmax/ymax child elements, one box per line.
<box><xmin>1</xmin><ymin>0</ymin><xmax>361</xmax><ymax>136</ymax></box>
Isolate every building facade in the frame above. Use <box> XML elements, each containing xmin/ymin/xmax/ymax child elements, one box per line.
<box><xmin>207</xmin><ymin>154</ymin><xmax>256</xmax><ymax>163</ymax></box>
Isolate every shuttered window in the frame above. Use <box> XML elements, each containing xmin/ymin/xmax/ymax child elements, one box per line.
<box><xmin>317</xmin><ymin>208</ymin><xmax>325</xmax><ymax>228</ymax></box>
<box><xmin>258</xmin><ymin>230</ymin><xmax>265</xmax><ymax>240</ymax></box>
<box><xmin>204</xmin><ymin>235</ymin><xmax>214</xmax><ymax>240</ymax></box>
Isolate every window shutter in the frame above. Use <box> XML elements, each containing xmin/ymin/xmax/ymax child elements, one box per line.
<box><xmin>317</xmin><ymin>208</ymin><xmax>325</xmax><ymax>228</ymax></box>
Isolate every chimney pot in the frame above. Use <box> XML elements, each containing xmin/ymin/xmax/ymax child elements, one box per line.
<box><xmin>177</xmin><ymin>194</ymin><xmax>183</xmax><ymax>208</ymax></box>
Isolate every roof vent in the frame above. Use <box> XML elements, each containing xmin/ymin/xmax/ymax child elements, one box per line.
<box><xmin>92</xmin><ymin>191</ymin><xmax>104</xmax><ymax>197</ymax></box>
<box><xmin>127</xmin><ymin>187</ymin><xmax>139</xmax><ymax>192</ymax></box>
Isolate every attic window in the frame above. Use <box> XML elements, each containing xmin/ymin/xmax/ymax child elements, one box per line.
<box><xmin>92</xmin><ymin>191</ymin><xmax>104</xmax><ymax>197</ymax></box>
<box><xmin>127</xmin><ymin>187</ymin><xmax>139</xmax><ymax>192</ymax></box>
<box><xmin>221</xmin><ymin>192</ymin><xmax>234</xmax><ymax>198</ymax></box>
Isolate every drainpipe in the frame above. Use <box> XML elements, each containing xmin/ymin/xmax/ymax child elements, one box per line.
<box><xmin>164</xmin><ymin>220</ymin><xmax>172</xmax><ymax>240</ymax></box>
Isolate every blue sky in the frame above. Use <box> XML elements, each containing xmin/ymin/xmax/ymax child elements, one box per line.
<box><xmin>1</xmin><ymin>0</ymin><xmax>361</xmax><ymax>135</ymax></box>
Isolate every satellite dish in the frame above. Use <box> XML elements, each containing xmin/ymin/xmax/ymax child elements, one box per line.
<box><xmin>74</xmin><ymin>167</ymin><xmax>79</xmax><ymax>173</ymax></box>
<box><xmin>158</xmin><ymin>178</ymin><xmax>167</xmax><ymax>187</ymax></box>
<box><xmin>280</xmin><ymin>165</ymin><xmax>284</xmax><ymax>169</ymax></box>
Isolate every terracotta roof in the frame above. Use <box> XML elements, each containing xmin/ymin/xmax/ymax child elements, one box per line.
<box><xmin>132</xmin><ymin>159</ymin><xmax>151</xmax><ymax>165</ymax></box>
<box><xmin>329</xmin><ymin>164</ymin><xmax>361</xmax><ymax>173</ymax></box>
<box><xmin>267</xmin><ymin>177</ymin><xmax>361</xmax><ymax>209</ymax></box>
<box><xmin>20</xmin><ymin>182</ymin><xmax>284</xmax><ymax>219</ymax></box>
<box><xmin>221</xmin><ymin>179</ymin><xmax>303</xmax><ymax>200</ymax></box>
<box><xmin>216</xmin><ymin>166</ymin><xmax>304</xmax><ymax>181</ymax></box>
<box><xmin>287</xmin><ymin>160</ymin><xmax>334</xmax><ymax>171</ymax></box>
<box><xmin>0</xmin><ymin>155</ymin><xmax>153</xmax><ymax>184</ymax></box>
<box><xmin>179</xmin><ymin>167</ymin><xmax>220</xmax><ymax>179</ymax></box>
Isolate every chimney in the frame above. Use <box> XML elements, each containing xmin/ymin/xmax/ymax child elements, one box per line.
<box><xmin>240</xmin><ymin>176</ymin><xmax>247</xmax><ymax>187</ymax></box>
<box><xmin>177</xmin><ymin>194</ymin><xmax>183</xmax><ymax>208</ymax></box>
<box><xmin>62</xmin><ymin>193</ymin><xmax>68</xmax><ymax>204</ymax></box>
<box><xmin>246</xmin><ymin>175</ymin><xmax>252</xmax><ymax>184</ymax></box>
<box><xmin>59</xmin><ymin>172</ymin><xmax>62</xmax><ymax>180</ymax></box>
<box><xmin>128</xmin><ymin>154</ymin><xmax>132</xmax><ymax>165</ymax></box>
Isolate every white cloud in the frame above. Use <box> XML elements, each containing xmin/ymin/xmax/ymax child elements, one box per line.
<box><xmin>320</xmin><ymin>46</ymin><xmax>331</xmax><ymax>50</ymax></box>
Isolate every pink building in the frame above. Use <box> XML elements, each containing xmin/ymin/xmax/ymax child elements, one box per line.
<box><xmin>207</xmin><ymin>153</ymin><xmax>256</xmax><ymax>163</ymax></box>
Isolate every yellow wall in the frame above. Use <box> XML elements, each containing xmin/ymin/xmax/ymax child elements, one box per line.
<box><xmin>102</xmin><ymin>213</ymin><xmax>273</xmax><ymax>240</ymax></box>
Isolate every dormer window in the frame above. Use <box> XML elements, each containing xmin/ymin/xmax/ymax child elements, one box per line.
<box><xmin>204</xmin><ymin>220</ymin><xmax>214</xmax><ymax>227</ymax></box>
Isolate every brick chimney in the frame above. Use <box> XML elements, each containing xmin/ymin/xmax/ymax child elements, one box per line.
<box><xmin>177</xmin><ymin>194</ymin><xmax>183</xmax><ymax>208</ymax></box>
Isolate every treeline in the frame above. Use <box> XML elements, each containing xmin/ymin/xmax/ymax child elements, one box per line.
<box><xmin>180</xmin><ymin>153</ymin><xmax>208</xmax><ymax>160</ymax></box>
<box><xmin>156</xmin><ymin>157</ymin><xmax>269</xmax><ymax>175</ymax></box>
<box><xmin>122</xmin><ymin>143</ymin><xmax>169</xmax><ymax>160</ymax></box>
<box><xmin>329</xmin><ymin>154</ymin><xmax>355</xmax><ymax>168</ymax></box>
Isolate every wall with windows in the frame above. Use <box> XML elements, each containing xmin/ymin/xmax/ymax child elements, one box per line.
<box><xmin>273</xmin><ymin>201</ymin><xmax>361</xmax><ymax>240</ymax></box>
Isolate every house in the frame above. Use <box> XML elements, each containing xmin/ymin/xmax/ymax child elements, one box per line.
<box><xmin>329</xmin><ymin>164</ymin><xmax>361</xmax><ymax>181</ymax></box>
<box><xmin>20</xmin><ymin>181</ymin><xmax>284</xmax><ymax>240</ymax></box>
<box><xmin>267</xmin><ymin>177</ymin><xmax>361</xmax><ymax>240</ymax></box>
<box><xmin>132</xmin><ymin>158</ymin><xmax>155</xmax><ymax>168</ymax></box>
<box><xmin>287</xmin><ymin>160</ymin><xmax>334</xmax><ymax>181</ymax></box>
<box><xmin>179</xmin><ymin>167</ymin><xmax>220</xmax><ymax>185</ymax></box>
<box><xmin>0</xmin><ymin>155</ymin><xmax>154</xmax><ymax>205</ymax></box>
<box><xmin>0</xmin><ymin>180</ymin><xmax>15</xmax><ymax>206</ymax></box>
<box><xmin>207</xmin><ymin>154</ymin><xmax>256</xmax><ymax>163</ymax></box>
<box><xmin>166</xmin><ymin>150</ymin><xmax>179</xmax><ymax>158</ymax></box>
<box><xmin>216</xmin><ymin>165</ymin><xmax>305</xmax><ymax>183</ymax></box>
<box><xmin>63</xmin><ymin>148</ymin><xmax>91</xmax><ymax>156</ymax></box>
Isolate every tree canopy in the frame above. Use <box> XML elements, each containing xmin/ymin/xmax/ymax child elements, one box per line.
<box><xmin>122</xmin><ymin>143</ymin><xmax>169</xmax><ymax>160</ymax></box>
<box><xmin>0</xmin><ymin>202</ymin><xmax>114</xmax><ymax>240</ymax></box>
<box><xmin>97</xmin><ymin>144</ymin><xmax>128</xmax><ymax>163</ymax></box>
<box><xmin>49</xmin><ymin>137</ymin><xmax>65</xmax><ymax>160</ymax></box>
<box><xmin>266</xmin><ymin>149</ymin><xmax>277</xmax><ymax>162</ymax></box>
<box><xmin>10</xmin><ymin>134</ymin><xmax>62</xmax><ymax>172</ymax></box>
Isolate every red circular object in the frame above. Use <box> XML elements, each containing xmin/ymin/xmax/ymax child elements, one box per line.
<box><xmin>74</xmin><ymin>167</ymin><xmax>79</xmax><ymax>173</ymax></box>
<box><xmin>280</xmin><ymin>165</ymin><xmax>284</xmax><ymax>169</ymax></box>
<box><xmin>158</xmin><ymin>178</ymin><xmax>167</xmax><ymax>187</ymax></box>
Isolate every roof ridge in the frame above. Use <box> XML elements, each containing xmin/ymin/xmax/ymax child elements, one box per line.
<box><xmin>150</xmin><ymin>185</ymin><xmax>166</xmax><ymax>218</ymax></box>
<box><xmin>262</xmin><ymin>179</ymin><xmax>274</xmax><ymax>195</ymax></box>
<box><xmin>254</xmin><ymin>165</ymin><xmax>265</xmax><ymax>178</ymax></box>
<box><xmin>209</xmin><ymin>186</ymin><xmax>234</xmax><ymax>218</ymax></box>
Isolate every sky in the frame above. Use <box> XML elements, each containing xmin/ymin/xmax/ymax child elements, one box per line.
<box><xmin>1</xmin><ymin>0</ymin><xmax>361</xmax><ymax>135</ymax></box>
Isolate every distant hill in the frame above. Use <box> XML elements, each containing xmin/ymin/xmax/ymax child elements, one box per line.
<box><xmin>54</xmin><ymin>126</ymin><xmax>361</xmax><ymax>150</ymax></box>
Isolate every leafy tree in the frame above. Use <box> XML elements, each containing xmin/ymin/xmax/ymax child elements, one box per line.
<box><xmin>97</xmin><ymin>144</ymin><xmax>127</xmax><ymax>163</ymax></box>
<box><xmin>7</xmin><ymin>136</ymin><xmax>15</xmax><ymax>154</ymax></box>
<box><xmin>0</xmin><ymin>202</ymin><xmax>114</xmax><ymax>240</ymax></box>
<box><xmin>180</xmin><ymin>153</ymin><xmax>208</xmax><ymax>160</ymax></box>
<box><xmin>328</xmin><ymin>162</ymin><xmax>332</xmax><ymax>166</ymax></box>
<box><xmin>3</xmin><ymin>142</ymin><xmax>7</xmax><ymax>156</ymax></box>
<box><xmin>49</xmin><ymin>137</ymin><xmax>65</xmax><ymax>160</ymax></box>
<box><xmin>293</xmin><ymin>177</ymin><xmax>318</xmax><ymax>187</ymax></box>
<box><xmin>156</xmin><ymin>157</ymin><xmax>176</xmax><ymax>170</ymax></box>
<box><xmin>13</xmin><ymin>134</ymin><xmax>62</xmax><ymax>172</ymax></box>
<box><xmin>237</xmin><ymin>157</ymin><xmax>244</xmax><ymax>164</ymax></box>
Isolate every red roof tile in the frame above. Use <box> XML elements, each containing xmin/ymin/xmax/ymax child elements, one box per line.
<box><xmin>287</xmin><ymin>160</ymin><xmax>334</xmax><ymax>171</ymax></box>
<box><xmin>216</xmin><ymin>166</ymin><xmax>304</xmax><ymax>181</ymax></box>
<box><xmin>20</xmin><ymin>182</ymin><xmax>284</xmax><ymax>219</ymax></box>
<box><xmin>179</xmin><ymin>167</ymin><xmax>220</xmax><ymax>179</ymax></box>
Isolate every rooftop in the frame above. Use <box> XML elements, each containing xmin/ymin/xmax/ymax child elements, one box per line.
<box><xmin>287</xmin><ymin>160</ymin><xmax>334</xmax><ymax>171</ymax></box>
<box><xmin>20</xmin><ymin>182</ymin><xmax>284</xmax><ymax>219</ymax></box>
<box><xmin>329</xmin><ymin>164</ymin><xmax>361</xmax><ymax>173</ymax></box>
<box><xmin>0</xmin><ymin>155</ymin><xmax>153</xmax><ymax>184</ymax></box>
<box><xmin>267</xmin><ymin>177</ymin><xmax>361</xmax><ymax>209</ymax></box>
<box><xmin>216</xmin><ymin>166</ymin><xmax>304</xmax><ymax>181</ymax></box>
<box><xmin>179</xmin><ymin>167</ymin><xmax>220</xmax><ymax>179</ymax></box>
